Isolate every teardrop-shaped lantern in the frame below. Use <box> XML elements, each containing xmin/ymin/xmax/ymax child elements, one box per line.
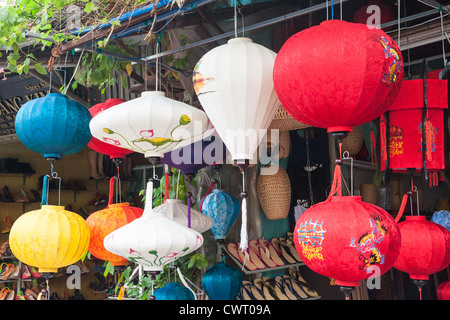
<box><xmin>273</xmin><ymin>20</ymin><xmax>403</xmax><ymax>140</ymax></box>
<box><xmin>153</xmin><ymin>282</ymin><xmax>195</xmax><ymax>300</ymax></box>
<box><xmin>202</xmin><ymin>262</ymin><xmax>243</xmax><ymax>300</ymax></box>
<box><xmin>9</xmin><ymin>205</ymin><xmax>90</xmax><ymax>277</ymax></box>
<box><xmin>88</xmin><ymin>99</ymin><xmax>133</xmax><ymax>159</ymax></box>
<box><xmin>201</xmin><ymin>189</ymin><xmax>239</xmax><ymax>242</ymax></box>
<box><xmin>153</xmin><ymin>199</ymin><xmax>213</xmax><ymax>234</ymax></box>
<box><xmin>89</xmin><ymin>91</ymin><xmax>214</xmax><ymax>160</ymax></box>
<box><xmin>15</xmin><ymin>93</ymin><xmax>92</xmax><ymax>161</ymax></box>
<box><xmin>104</xmin><ymin>180</ymin><xmax>203</xmax><ymax>273</ymax></box>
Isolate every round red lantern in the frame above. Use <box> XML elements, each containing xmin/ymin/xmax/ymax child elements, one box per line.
<box><xmin>273</xmin><ymin>20</ymin><xmax>404</xmax><ymax>140</ymax></box>
<box><xmin>437</xmin><ymin>281</ymin><xmax>450</xmax><ymax>300</ymax></box>
<box><xmin>88</xmin><ymin>99</ymin><xmax>133</xmax><ymax>159</ymax></box>
<box><xmin>294</xmin><ymin>196</ymin><xmax>401</xmax><ymax>290</ymax></box>
<box><xmin>393</xmin><ymin>215</ymin><xmax>450</xmax><ymax>281</ymax></box>
<box><xmin>353</xmin><ymin>0</ymin><xmax>396</xmax><ymax>31</ymax></box>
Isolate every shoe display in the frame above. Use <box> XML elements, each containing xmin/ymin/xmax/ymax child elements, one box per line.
<box><xmin>1</xmin><ymin>216</ymin><xmax>12</xmax><ymax>234</ymax></box>
<box><xmin>0</xmin><ymin>240</ymin><xmax>13</xmax><ymax>258</ymax></box>
<box><xmin>16</xmin><ymin>187</ymin><xmax>30</xmax><ymax>203</ymax></box>
<box><xmin>1</xmin><ymin>186</ymin><xmax>14</xmax><ymax>202</ymax></box>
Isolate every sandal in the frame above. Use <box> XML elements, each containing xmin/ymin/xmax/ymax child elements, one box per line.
<box><xmin>249</xmin><ymin>240</ymin><xmax>276</xmax><ymax>268</ymax></box>
<box><xmin>258</xmin><ymin>239</ymin><xmax>285</xmax><ymax>266</ymax></box>
<box><xmin>280</xmin><ymin>237</ymin><xmax>303</xmax><ymax>263</ymax></box>
<box><xmin>281</xmin><ymin>275</ymin><xmax>309</xmax><ymax>299</ymax></box>
<box><xmin>274</xmin><ymin>276</ymin><xmax>298</xmax><ymax>300</ymax></box>
<box><xmin>271</xmin><ymin>238</ymin><xmax>296</xmax><ymax>264</ymax></box>
<box><xmin>0</xmin><ymin>287</ymin><xmax>10</xmax><ymax>300</ymax></box>
<box><xmin>288</xmin><ymin>267</ymin><xmax>319</xmax><ymax>298</ymax></box>
<box><xmin>226</xmin><ymin>243</ymin><xmax>258</xmax><ymax>271</ymax></box>
<box><xmin>262</xmin><ymin>276</ymin><xmax>290</xmax><ymax>300</ymax></box>
<box><xmin>240</xmin><ymin>280</ymin><xmax>265</xmax><ymax>300</ymax></box>
<box><xmin>253</xmin><ymin>278</ymin><xmax>276</xmax><ymax>300</ymax></box>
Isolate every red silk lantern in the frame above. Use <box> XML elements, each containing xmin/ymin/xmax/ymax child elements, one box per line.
<box><xmin>393</xmin><ymin>215</ymin><xmax>450</xmax><ymax>281</ymax></box>
<box><xmin>353</xmin><ymin>0</ymin><xmax>396</xmax><ymax>31</ymax></box>
<box><xmin>86</xmin><ymin>178</ymin><xmax>143</xmax><ymax>268</ymax></box>
<box><xmin>88</xmin><ymin>99</ymin><xmax>133</xmax><ymax>159</ymax></box>
<box><xmin>273</xmin><ymin>20</ymin><xmax>403</xmax><ymax>140</ymax></box>
<box><xmin>380</xmin><ymin>79</ymin><xmax>448</xmax><ymax>178</ymax></box>
<box><xmin>437</xmin><ymin>281</ymin><xmax>450</xmax><ymax>300</ymax></box>
<box><xmin>293</xmin><ymin>196</ymin><xmax>401</xmax><ymax>288</ymax></box>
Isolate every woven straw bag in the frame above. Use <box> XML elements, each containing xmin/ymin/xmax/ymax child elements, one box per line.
<box><xmin>340</xmin><ymin>126</ymin><xmax>364</xmax><ymax>156</ymax></box>
<box><xmin>269</xmin><ymin>105</ymin><xmax>311</xmax><ymax>132</ymax></box>
<box><xmin>257</xmin><ymin>166</ymin><xmax>291</xmax><ymax>220</ymax></box>
<box><xmin>264</xmin><ymin>130</ymin><xmax>290</xmax><ymax>160</ymax></box>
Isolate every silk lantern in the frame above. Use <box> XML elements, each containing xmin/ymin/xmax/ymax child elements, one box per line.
<box><xmin>89</xmin><ymin>91</ymin><xmax>214</xmax><ymax>162</ymax></box>
<box><xmin>103</xmin><ymin>180</ymin><xmax>203</xmax><ymax>275</ymax></box>
<box><xmin>432</xmin><ymin>210</ymin><xmax>450</xmax><ymax>231</ymax></box>
<box><xmin>201</xmin><ymin>189</ymin><xmax>239</xmax><ymax>242</ymax></box>
<box><xmin>202</xmin><ymin>262</ymin><xmax>243</xmax><ymax>300</ymax></box>
<box><xmin>88</xmin><ymin>99</ymin><xmax>133</xmax><ymax>159</ymax></box>
<box><xmin>393</xmin><ymin>215</ymin><xmax>450</xmax><ymax>282</ymax></box>
<box><xmin>294</xmin><ymin>196</ymin><xmax>401</xmax><ymax>292</ymax></box>
<box><xmin>86</xmin><ymin>178</ymin><xmax>143</xmax><ymax>269</ymax></box>
<box><xmin>353</xmin><ymin>0</ymin><xmax>396</xmax><ymax>31</ymax></box>
<box><xmin>15</xmin><ymin>93</ymin><xmax>92</xmax><ymax>161</ymax></box>
<box><xmin>273</xmin><ymin>20</ymin><xmax>403</xmax><ymax>141</ymax></box>
<box><xmin>153</xmin><ymin>282</ymin><xmax>195</xmax><ymax>300</ymax></box>
<box><xmin>437</xmin><ymin>281</ymin><xmax>450</xmax><ymax>300</ymax></box>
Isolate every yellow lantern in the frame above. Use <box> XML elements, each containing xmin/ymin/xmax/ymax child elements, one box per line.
<box><xmin>9</xmin><ymin>205</ymin><xmax>90</xmax><ymax>276</ymax></box>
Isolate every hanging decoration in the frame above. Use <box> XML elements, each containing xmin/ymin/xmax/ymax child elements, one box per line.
<box><xmin>85</xmin><ymin>177</ymin><xmax>143</xmax><ymax>270</ymax></box>
<box><xmin>353</xmin><ymin>0</ymin><xmax>396</xmax><ymax>31</ymax></box>
<box><xmin>15</xmin><ymin>93</ymin><xmax>92</xmax><ymax>162</ymax></box>
<box><xmin>202</xmin><ymin>260</ymin><xmax>243</xmax><ymax>300</ymax></box>
<box><xmin>268</xmin><ymin>105</ymin><xmax>310</xmax><ymax>132</ymax></box>
<box><xmin>273</xmin><ymin>20</ymin><xmax>403</xmax><ymax>142</ymax></box>
<box><xmin>437</xmin><ymin>281</ymin><xmax>450</xmax><ymax>300</ymax></box>
<box><xmin>431</xmin><ymin>210</ymin><xmax>450</xmax><ymax>231</ymax></box>
<box><xmin>201</xmin><ymin>189</ymin><xmax>240</xmax><ymax>243</ymax></box>
<box><xmin>153</xmin><ymin>282</ymin><xmax>195</xmax><ymax>300</ymax></box>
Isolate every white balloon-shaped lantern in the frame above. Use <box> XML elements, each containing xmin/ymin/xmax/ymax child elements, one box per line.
<box><xmin>153</xmin><ymin>199</ymin><xmax>213</xmax><ymax>234</ymax></box>
<box><xmin>89</xmin><ymin>91</ymin><xmax>214</xmax><ymax>160</ymax></box>
<box><xmin>192</xmin><ymin>37</ymin><xmax>279</xmax><ymax>251</ymax></box>
<box><xmin>104</xmin><ymin>180</ymin><xmax>203</xmax><ymax>274</ymax></box>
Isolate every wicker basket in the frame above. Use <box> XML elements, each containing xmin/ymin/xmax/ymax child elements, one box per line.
<box><xmin>257</xmin><ymin>166</ymin><xmax>291</xmax><ymax>220</ymax></box>
<box><xmin>340</xmin><ymin>126</ymin><xmax>364</xmax><ymax>156</ymax></box>
<box><xmin>269</xmin><ymin>105</ymin><xmax>311</xmax><ymax>132</ymax></box>
<box><xmin>264</xmin><ymin>130</ymin><xmax>290</xmax><ymax>160</ymax></box>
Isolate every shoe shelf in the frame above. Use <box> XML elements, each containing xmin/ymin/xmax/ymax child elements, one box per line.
<box><xmin>0</xmin><ymin>172</ymin><xmax>34</xmax><ymax>185</ymax></box>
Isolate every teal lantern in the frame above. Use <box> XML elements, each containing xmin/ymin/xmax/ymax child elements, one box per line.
<box><xmin>201</xmin><ymin>189</ymin><xmax>239</xmax><ymax>242</ymax></box>
<box><xmin>15</xmin><ymin>93</ymin><xmax>92</xmax><ymax>161</ymax></box>
<box><xmin>202</xmin><ymin>262</ymin><xmax>242</xmax><ymax>300</ymax></box>
<box><xmin>153</xmin><ymin>282</ymin><xmax>195</xmax><ymax>300</ymax></box>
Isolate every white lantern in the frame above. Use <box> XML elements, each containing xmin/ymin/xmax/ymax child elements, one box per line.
<box><xmin>153</xmin><ymin>199</ymin><xmax>213</xmax><ymax>234</ymax></box>
<box><xmin>103</xmin><ymin>180</ymin><xmax>203</xmax><ymax>273</ymax></box>
<box><xmin>89</xmin><ymin>91</ymin><xmax>214</xmax><ymax>159</ymax></box>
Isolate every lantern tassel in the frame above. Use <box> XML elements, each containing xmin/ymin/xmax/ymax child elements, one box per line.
<box><xmin>327</xmin><ymin>163</ymin><xmax>343</xmax><ymax>200</ymax></box>
<box><xmin>108</xmin><ymin>176</ymin><xmax>116</xmax><ymax>205</ymax></box>
<box><xmin>239</xmin><ymin>168</ymin><xmax>248</xmax><ymax>252</ymax></box>
<box><xmin>163</xmin><ymin>171</ymin><xmax>170</xmax><ymax>204</ymax></box>
<box><xmin>394</xmin><ymin>193</ymin><xmax>409</xmax><ymax>223</ymax></box>
<box><xmin>380</xmin><ymin>114</ymin><xmax>387</xmax><ymax>164</ymax></box>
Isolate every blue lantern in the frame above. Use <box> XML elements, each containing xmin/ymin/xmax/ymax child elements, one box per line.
<box><xmin>201</xmin><ymin>189</ymin><xmax>239</xmax><ymax>241</ymax></box>
<box><xmin>202</xmin><ymin>262</ymin><xmax>242</xmax><ymax>300</ymax></box>
<box><xmin>153</xmin><ymin>282</ymin><xmax>195</xmax><ymax>300</ymax></box>
<box><xmin>15</xmin><ymin>93</ymin><xmax>92</xmax><ymax>160</ymax></box>
<box><xmin>432</xmin><ymin>210</ymin><xmax>450</xmax><ymax>231</ymax></box>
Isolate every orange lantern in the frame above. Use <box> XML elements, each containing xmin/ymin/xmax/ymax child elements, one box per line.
<box><xmin>86</xmin><ymin>177</ymin><xmax>143</xmax><ymax>269</ymax></box>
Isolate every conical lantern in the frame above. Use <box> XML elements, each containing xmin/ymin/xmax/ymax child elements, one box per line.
<box><xmin>257</xmin><ymin>166</ymin><xmax>291</xmax><ymax>220</ymax></box>
<box><xmin>87</xmin><ymin>99</ymin><xmax>133</xmax><ymax>159</ymax></box>
<box><xmin>201</xmin><ymin>189</ymin><xmax>239</xmax><ymax>242</ymax></box>
<box><xmin>104</xmin><ymin>180</ymin><xmax>203</xmax><ymax>274</ymax></box>
<box><xmin>202</xmin><ymin>262</ymin><xmax>243</xmax><ymax>300</ymax></box>
<box><xmin>273</xmin><ymin>20</ymin><xmax>403</xmax><ymax>140</ymax></box>
<box><xmin>153</xmin><ymin>199</ymin><xmax>213</xmax><ymax>234</ymax></box>
<box><xmin>15</xmin><ymin>93</ymin><xmax>92</xmax><ymax>161</ymax></box>
<box><xmin>89</xmin><ymin>91</ymin><xmax>214</xmax><ymax>161</ymax></box>
<box><xmin>153</xmin><ymin>282</ymin><xmax>195</xmax><ymax>300</ymax></box>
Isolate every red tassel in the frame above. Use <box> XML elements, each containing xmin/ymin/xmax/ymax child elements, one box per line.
<box><xmin>163</xmin><ymin>172</ymin><xmax>169</xmax><ymax>203</ymax></box>
<box><xmin>380</xmin><ymin>115</ymin><xmax>387</xmax><ymax>164</ymax></box>
<box><xmin>370</xmin><ymin>127</ymin><xmax>377</xmax><ymax>166</ymax></box>
<box><xmin>327</xmin><ymin>164</ymin><xmax>343</xmax><ymax>200</ymax></box>
<box><xmin>394</xmin><ymin>193</ymin><xmax>409</xmax><ymax>223</ymax></box>
<box><xmin>108</xmin><ymin>176</ymin><xmax>116</xmax><ymax>205</ymax></box>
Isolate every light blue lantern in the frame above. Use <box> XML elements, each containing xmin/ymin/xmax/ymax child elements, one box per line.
<box><xmin>15</xmin><ymin>93</ymin><xmax>92</xmax><ymax>161</ymax></box>
<box><xmin>153</xmin><ymin>282</ymin><xmax>195</xmax><ymax>300</ymax></box>
<box><xmin>201</xmin><ymin>189</ymin><xmax>239</xmax><ymax>242</ymax></box>
<box><xmin>431</xmin><ymin>210</ymin><xmax>450</xmax><ymax>231</ymax></box>
<box><xmin>202</xmin><ymin>261</ymin><xmax>242</xmax><ymax>300</ymax></box>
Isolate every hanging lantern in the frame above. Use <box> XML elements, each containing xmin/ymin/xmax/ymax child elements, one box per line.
<box><xmin>257</xmin><ymin>166</ymin><xmax>291</xmax><ymax>220</ymax></box>
<box><xmin>104</xmin><ymin>180</ymin><xmax>203</xmax><ymax>276</ymax></box>
<box><xmin>89</xmin><ymin>91</ymin><xmax>214</xmax><ymax>164</ymax></box>
<box><xmin>393</xmin><ymin>215</ymin><xmax>450</xmax><ymax>282</ymax></box>
<box><xmin>380</xmin><ymin>79</ymin><xmax>448</xmax><ymax>182</ymax></box>
<box><xmin>437</xmin><ymin>281</ymin><xmax>450</xmax><ymax>300</ymax></box>
<box><xmin>294</xmin><ymin>196</ymin><xmax>401</xmax><ymax>291</ymax></box>
<box><xmin>153</xmin><ymin>199</ymin><xmax>213</xmax><ymax>234</ymax></box>
<box><xmin>88</xmin><ymin>99</ymin><xmax>133</xmax><ymax>159</ymax></box>
<box><xmin>153</xmin><ymin>282</ymin><xmax>195</xmax><ymax>300</ymax></box>
<box><xmin>353</xmin><ymin>0</ymin><xmax>396</xmax><ymax>31</ymax></box>
<box><xmin>202</xmin><ymin>262</ymin><xmax>243</xmax><ymax>300</ymax></box>
<box><xmin>273</xmin><ymin>20</ymin><xmax>403</xmax><ymax>141</ymax></box>
<box><xmin>15</xmin><ymin>93</ymin><xmax>92</xmax><ymax>161</ymax></box>
<box><xmin>432</xmin><ymin>210</ymin><xmax>450</xmax><ymax>231</ymax></box>
<box><xmin>86</xmin><ymin>178</ymin><xmax>143</xmax><ymax>269</ymax></box>
<box><xmin>201</xmin><ymin>189</ymin><xmax>239</xmax><ymax>242</ymax></box>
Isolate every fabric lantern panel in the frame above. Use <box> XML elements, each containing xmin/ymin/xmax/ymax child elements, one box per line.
<box><xmin>202</xmin><ymin>262</ymin><xmax>243</xmax><ymax>300</ymax></box>
<box><xmin>294</xmin><ymin>196</ymin><xmax>401</xmax><ymax>287</ymax></box>
<box><xmin>153</xmin><ymin>282</ymin><xmax>195</xmax><ymax>300</ymax></box>
<box><xmin>257</xmin><ymin>166</ymin><xmax>291</xmax><ymax>220</ymax></box>
<box><xmin>273</xmin><ymin>20</ymin><xmax>403</xmax><ymax>137</ymax></box>
<box><xmin>437</xmin><ymin>281</ymin><xmax>450</xmax><ymax>300</ymax></box>
<box><xmin>381</xmin><ymin>79</ymin><xmax>448</xmax><ymax>172</ymax></box>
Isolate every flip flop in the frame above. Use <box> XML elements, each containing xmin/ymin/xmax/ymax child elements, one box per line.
<box><xmin>262</xmin><ymin>276</ymin><xmax>290</xmax><ymax>300</ymax></box>
<box><xmin>227</xmin><ymin>242</ymin><xmax>258</xmax><ymax>271</ymax></box>
<box><xmin>288</xmin><ymin>267</ymin><xmax>320</xmax><ymax>298</ymax></box>
<box><xmin>249</xmin><ymin>239</ymin><xmax>276</xmax><ymax>268</ymax></box>
<box><xmin>271</xmin><ymin>238</ymin><xmax>296</xmax><ymax>264</ymax></box>
<box><xmin>281</xmin><ymin>275</ymin><xmax>309</xmax><ymax>299</ymax></box>
<box><xmin>280</xmin><ymin>237</ymin><xmax>303</xmax><ymax>263</ymax></box>
<box><xmin>259</xmin><ymin>239</ymin><xmax>285</xmax><ymax>266</ymax></box>
<box><xmin>253</xmin><ymin>278</ymin><xmax>276</xmax><ymax>300</ymax></box>
<box><xmin>274</xmin><ymin>276</ymin><xmax>298</xmax><ymax>300</ymax></box>
<box><xmin>241</xmin><ymin>280</ymin><xmax>265</xmax><ymax>300</ymax></box>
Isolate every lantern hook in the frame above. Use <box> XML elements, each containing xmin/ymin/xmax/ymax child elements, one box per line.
<box><xmin>341</xmin><ymin>151</ymin><xmax>354</xmax><ymax>196</ymax></box>
<box><xmin>339</xmin><ymin>286</ymin><xmax>354</xmax><ymax>300</ymax></box>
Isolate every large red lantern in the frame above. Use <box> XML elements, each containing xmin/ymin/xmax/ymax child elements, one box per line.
<box><xmin>88</xmin><ymin>99</ymin><xmax>133</xmax><ymax>159</ymax></box>
<box><xmin>86</xmin><ymin>178</ymin><xmax>143</xmax><ymax>269</ymax></box>
<box><xmin>273</xmin><ymin>20</ymin><xmax>403</xmax><ymax>140</ymax></box>
<box><xmin>293</xmin><ymin>195</ymin><xmax>401</xmax><ymax>296</ymax></box>
<box><xmin>437</xmin><ymin>281</ymin><xmax>450</xmax><ymax>300</ymax></box>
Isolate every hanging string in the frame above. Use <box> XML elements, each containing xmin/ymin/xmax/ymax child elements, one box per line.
<box><xmin>398</xmin><ymin>0</ymin><xmax>401</xmax><ymax>47</ymax></box>
<box><xmin>326</xmin><ymin>0</ymin><xmax>329</xmax><ymax>20</ymax></box>
<box><xmin>331</xmin><ymin>0</ymin><xmax>334</xmax><ymax>20</ymax></box>
<box><xmin>234</xmin><ymin>0</ymin><xmax>238</xmax><ymax>38</ymax></box>
<box><xmin>441</xmin><ymin>10</ymin><xmax>447</xmax><ymax>66</ymax></box>
<box><xmin>239</xmin><ymin>171</ymin><xmax>248</xmax><ymax>252</ymax></box>
<box><xmin>369</xmin><ymin>122</ymin><xmax>378</xmax><ymax>166</ymax></box>
<box><xmin>380</xmin><ymin>114</ymin><xmax>388</xmax><ymax>164</ymax></box>
<box><xmin>187</xmin><ymin>182</ymin><xmax>192</xmax><ymax>228</ymax></box>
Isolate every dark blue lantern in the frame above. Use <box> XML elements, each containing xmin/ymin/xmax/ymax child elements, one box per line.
<box><xmin>15</xmin><ymin>93</ymin><xmax>92</xmax><ymax>160</ymax></box>
<box><xmin>202</xmin><ymin>262</ymin><xmax>242</xmax><ymax>300</ymax></box>
<box><xmin>153</xmin><ymin>282</ymin><xmax>195</xmax><ymax>300</ymax></box>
